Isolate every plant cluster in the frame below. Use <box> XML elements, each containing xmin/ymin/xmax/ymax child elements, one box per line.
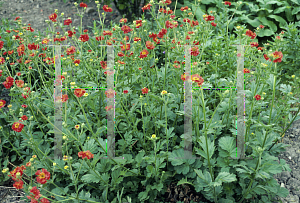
<box><xmin>0</xmin><ymin>0</ymin><xmax>300</xmax><ymax>202</ymax></box>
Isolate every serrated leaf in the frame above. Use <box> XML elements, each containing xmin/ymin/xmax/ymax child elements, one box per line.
<box><xmin>215</xmin><ymin>172</ymin><xmax>237</xmax><ymax>183</ymax></box>
<box><xmin>177</xmin><ymin>177</ymin><xmax>194</xmax><ymax>186</ymax></box>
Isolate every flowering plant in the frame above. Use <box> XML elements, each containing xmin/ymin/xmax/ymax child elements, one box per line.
<box><xmin>0</xmin><ymin>0</ymin><xmax>299</xmax><ymax>202</ymax></box>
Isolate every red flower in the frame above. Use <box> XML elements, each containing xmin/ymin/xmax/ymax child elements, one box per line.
<box><xmin>66</xmin><ymin>46</ymin><xmax>76</xmax><ymax>55</ymax></box>
<box><xmin>180</xmin><ymin>6</ymin><xmax>189</xmax><ymax>11</ymax></box>
<box><xmin>121</xmin><ymin>25</ymin><xmax>133</xmax><ymax>34</ymax></box>
<box><xmin>245</xmin><ymin>30</ymin><xmax>256</xmax><ymax>39</ymax></box>
<box><xmin>49</xmin><ymin>13</ymin><xmax>58</xmax><ymax>22</ymax></box>
<box><xmin>254</xmin><ymin>94</ymin><xmax>261</xmax><ymax>101</ymax></box>
<box><xmin>79</xmin><ymin>34</ymin><xmax>89</xmax><ymax>42</ymax></box>
<box><xmin>189</xmin><ymin>46</ymin><xmax>200</xmax><ymax>56</ymax></box>
<box><xmin>105</xmin><ymin>88</ymin><xmax>116</xmax><ymax>98</ymax></box>
<box><xmin>224</xmin><ymin>1</ymin><xmax>231</xmax><ymax>6</ymax></box>
<box><xmin>80</xmin><ymin>2</ymin><xmax>88</xmax><ymax>8</ymax></box>
<box><xmin>13</xmin><ymin>180</ymin><xmax>24</xmax><ymax>189</ymax></box>
<box><xmin>191</xmin><ymin>74</ymin><xmax>204</xmax><ymax>84</ymax></box>
<box><xmin>74</xmin><ymin>59</ymin><xmax>80</xmax><ymax>65</ymax></box>
<box><xmin>146</xmin><ymin>41</ymin><xmax>155</xmax><ymax>50</ymax></box>
<box><xmin>78</xmin><ymin>150</ymin><xmax>94</xmax><ymax>159</ymax></box>
<box><xmin>259</xmin><ymin>25</ymin><xmax>264</xmax><ymax>29</ymax></box>
<box><xmin>62</xmin><ymin>94</ymin><xmax>69</xmax><ymax>103</ymax></box>
<box><xmin>204</xmin><ymin>15</ymin><xmax>215</xmax><ymax>21</ymax></box>
<box><xmin>22</xmin><ymin>104</ymin><xmax>28</xmax><ymax>108</ymax></box>
<box><xmin>103</xmin><ymin>5</ymin><xmax>113</xmax><ymax>12</ymax></box>
<box><xmin>74</xmin><ymin>89</ymin><xmax>86</xmax><ymax>98</ymax></box>
<box><xmin>12</xmin><ymin>122</ymin><xmax>25</xmax><ymax>132</ymax></box>
<box><xmin>64</xmin><ymin>19</ymin><xmax>72</xmax><ymax>25</ymax></box>
<box><xmin>211</xmin><ymin>22</ymin><xmax>217</xmax><ymax>27</ymax></box>
<box><xmin>21</xmin><ymin>115</ymin><xmax>28</xmax><ymax>121</ymax></box>
<box><xmin>15</xmin><ymin>80</ymin><xmax>24</xmax><ymax>88</ymax></box>
<box><xmin>105</xmin><ymin>105</ymin><xmax>113</xmax><ymax>112</ymax></box>
<box><xmin>139</xmin><ymin>49</ymin><xmax>149</xmax><ymax>58</ymax></box>
<box><xmin>244</xmin><ymin>68</ymin><xmax>250</xmax><ymax>73</ymax></box>
<box><xmin>123</xmin><ymin>90</ymin><xmax>128</xmax><ymax>94</ymax></box>
<box><xmin>142</xmin><ymin>3</ymin><xmax>152</xmax><ymax>12</ymax></box>
<box><xmin>0</xmin><ymin>57</ymin><xmax>5</xmax><ymax>65</ymax></box>
<box><xmin>141</xmin><ymin>87</ymin><xmax>149</xmax><ymax>94</ymax></box>
<box><xmin>35</xmin><ymin>168</ymin><xmax>51</xmax><ymax>184</ymax></box>
<box><xmin>272</xmin><ymin>51</ymin><xmax>283</xmax><ymax>63</ymax></box>
<box><xmin>41</xmin><ymin>198</ymin><xmax>50</xmax><ymax>203</ymax></box>
<box><xmin>120</xmin><ymin>18</ymin><xmax>128</xmax><ymax>23</ymax></box>
<box><xmin>120</xmin><ymin>43</ymin><xmax>130</xmax><ymax>51</ymax></box>
<box><xmin>0</xmin><ymin>100</ymin><xmax>6</xmax><ymax>109</ymax></box>
<box><xmin>263</xmin><ymin>54</ymin><xmax>270</xmax><ymax>61</ymax></box>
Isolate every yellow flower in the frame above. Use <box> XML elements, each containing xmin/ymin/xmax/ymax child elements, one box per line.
<box><xmin>87</xmin><ymin>136</ymin><xmax>90</xmax><ymax>139</ymax></box>
<box><xmin>32</xmin><ymin>155</ymin><xmax>37</xmax><ymax>158</ymax></box>
<box><xmin>262</xmin><ymin>92</ymin><xmax>266</xmax><ymax>95</ymax></box>
<box><xmin>290</xmin><ymin>92</ymin><xmax>293</xmax><ymax>95</ymax></box>
<box><xmin>8</xmin><ymin>104</ymin><xmax>12</xmax><ymax>108</ymax></box>
<box><xmin>63</xmin><ymin>155</ymin><xmax>68</xmax><ymax>161</ymax></box>
<box><xmin>75</xmin><ymin>125</ymin><xmax>80</xmax><ymax>130</ymax></box>
<box><xmin>292</xmin><ymin>75</ymin><xmax>295</xmax><ymax>78</ymax></box>
<box><xmin>70</xmin><ymin>82</ymin><xmax>76</xmax><ymax>86</ymax></box>
<box><xmin>53</xmin><ymin>162</ymin><xmax>57</xmax><ymax>166</ymax></box>
<box><xmin>90</xmin><ymin>59</ymin><xmax>93</xmax><ymax>62</ymax></box>
<box><xmin>84</xmin><ymin>93</ymin><xmax>88</xmax><ymax>97</ymax></box>
<box><xmin>30</xmin><ymin>158</ymin><xmax>34</xmax><ymax>162</ymax></box>
<box><xmin>75</xmin><ymin>63</ymin><xmax>79</xmax><ymax>66</ymax></box>
<box><xmin>62</xmin><ymin>72</ymin><xmax>67</xmax><ymax>76</ymax></box>
<box><xmin>63</xmin><ymin>136</ymin><xmax>67</xmax><ymax>140</ymax></box>
<box><xmin>140</xmin><ymin>95</ymin><xmax>143</xmax><ymax>98</ymax></box>
<box><xmin>161</xmin><ymin>90</ymin><xmax>167</xmax><ymax>95</ymax></box>
<box><xmin>63</xmin><ymin>58</ymin><xmax>67</xmax><ymax>60</ymax></box>
<box><xmin>64</xmin><ymin>166</ymin><xmax>68</xmax><ymax>169</ymax></box>
<box><xmin>236</xmin><ymin>26</ymin><xmax>241</xmax><ymax>29</ymax></box>
<box><xmin>2</xmin><ymin>168</ymin><xmax>8</xmax><ymax>173</ymax></box>
<box><xmin>6</xmin><ymin>57</ymin><xmax>9</xmax><ymax>60</ymax></box>
<box><xmin>152</xmin><ymin>134</ymin><xmax>156</xmax><ymax>139</ymax></box>
<box><xmin>19</xmin><ymin>32</ymin><xmax>23</xmax><ymax>36</ymax></box>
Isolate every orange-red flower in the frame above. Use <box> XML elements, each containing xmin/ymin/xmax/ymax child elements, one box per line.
<box><xmin>78</xmin><ymin>150</ymin><xmax>94</xmax><ymax>159</ymax></box>
<box><xmin>74</xmin><ymin>89</ymin><xmax>86</xmax><ymax>98</ymax></box>
<box><xmin>121</xmin><ymin>25</ymin><xmax>133</xmax><ymax>34</ymax></box>
<box><xmin>103</xmin><ymin>5</ymin><xmax>113</xmax><ymax>12</ymax></box>
<box><xmin>254</xmin><ymin>94</ymin><xmax>261</xmax><ymax>101</ymax></box>
<box><xmin>272</xmin><ymin>51</ymin><xmax>283</xmax><ymax>63</ymax></box>
<box><xmin>190</xmin><ymin>46</ymin><xmax>200</xmax><ymax>56</ymax></box>
<box><xmin>35</xmin><ymin>168</ymin><xmax>51</xmax><ymax>184</ymax></box>
<box><xmin>105</xmin><ymin>88</ymin><xmax>116</xmax><ymax>98</ymax></box>
<box><xmin>146</xmin><ymin>41</ymin><xmax>155</xmax><ymax>50</ymax></box>
<box><xmin>0</xmin><ymin>99</ymin><xmax>6</xmax><ymax>109</ymax></box>
<box><xmin>244</xmin><ymin>68</ymin><xmax>250</xmax><ymax>73</ymax></box>
<box><xmin>12</xmin><ymin>122</ymin><xmax>24</xmax><ymax>132</ymax></box>
<box><xmin>141</xmin><ymin>87</ymin><xmax>149</xmax><ymax>94</ymax></box>
<box><xmin>13</xmin><ymin>180</ymin><xmax>24</xmax><ymax>189</ymax></box>
<box><xmin>48</xmin><ymin>13</ymin><xmax>58</xmax><ymax>22</ymax></box>
<box><xmin>139</xmin><ymin>49</ymin><xmax>149</xmax><ymax>58</ymax></box>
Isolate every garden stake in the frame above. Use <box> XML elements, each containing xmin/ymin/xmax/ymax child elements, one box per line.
<box><xmin>228</xmin><ymin>44</ymin><xmax>253</xmax><ymax>160</ymax></box>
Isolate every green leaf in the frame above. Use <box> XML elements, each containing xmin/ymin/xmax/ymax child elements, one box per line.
<box><xmin>274</xmin><ymin>6</ymin><xmax>287</xmax><ymax>14</ymax></box>
<box><xmin>218</xmin><ymin>136</ymin><xmax>236</xmax><ymax>157</ymax></box>
<box><xmin>215</xmin><ymin>172</ymin><xmax>237</xmax><ymax>183</ymax></box>
<box><xmin>138</xmin><ymin>191</ymin><xmax>149</xmax><ymax>201</ymax></box>
<box><xmin>257</xmin><ymin>28</ymin><xmax>275</xmax><ymax>37</ymax></box>
<box><xmin>268</xmin><ymin>15</ymin><xmax>288</xmax><ymax>28</ymax></box>
<box><xmin>257</xmin><ymin>17</ymin><xmax>277</xmax><ymax>32</ymax></box>
<box><xmin>118</xmin><ymin>4</ymin><xmax>125</xmax><ymax>10</ymax></box>
<box><xmin>196</xmin><ymin>136</ymin><xmax>215</xmax><ymax>160</ymax></box>
<box><xmin>277</xmin><ymin>186</ymin><xmax>289</xmax><ymax>197</ymax></box>
<box><xmin>266</xmin><ymin>1</ymin><xmax>284</xmax><ymax>6</ymax></box>
<box><xmin>177</xmin><ymin>177</ymin><xmax>194</xmax><ymax>186</ymax></box>
<box><xmin>292</xmin><ymin>6</ymin><xmax>300</xmax><ymax>15</ymax></box>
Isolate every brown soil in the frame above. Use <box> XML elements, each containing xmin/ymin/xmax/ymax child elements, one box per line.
<box><xmin>0</xmin><ymin>0</ymin><xmax>127</xmax><ymax>39</ymax></box>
